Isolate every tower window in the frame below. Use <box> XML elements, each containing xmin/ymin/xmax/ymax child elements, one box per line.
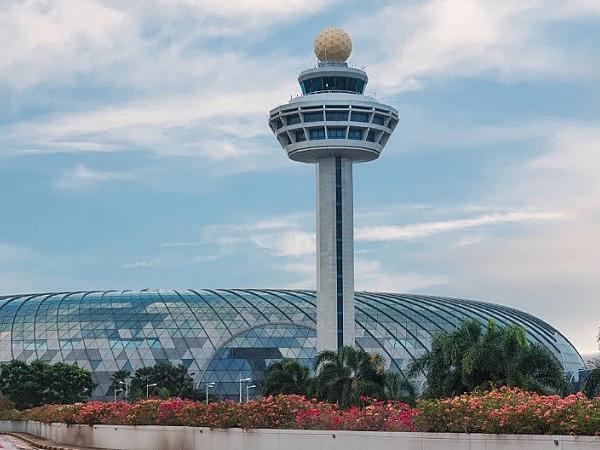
<box><xmin>286</xmin><ymin>115</ymin><xmax>301</xmax><ymax>125</ymax></box>
<box><xmin>304</xmin><ymin>112</ymin><xmax>324</xmax><ymax>122</ymax></box>
<box><xmin>295</xmin><ymin>130</ymin><xmax>306</xmax><ymax>142</ymax></box>
<box><xmin>348</xmin><ymin>128</ymin><xmax>363</xmax><ymax>140</ymax></box>
<box><xmin>327</xmin><ymin>128</ymin><xmax>346</xmax><ymax>139</ymax></box>
<box><xmin>326</xmin><ymin>111</ymin><xmax>348</xmax><ymax>121</ymax></box>
<box><xmin>372</xmin><ymin>114</ymin><xmax>385</xmax><ymax>125</ymax></box>
<box><xmin>366</xmin><ymin>130</ymin><xmax>377</xmax><ymax>142</ymax></box>
<box><xmin>350</xmin><ymin>112</ymin><xmax>369</xmax><ymax>122</ymax></box>
<box><xmin>309</xmin><ymin>128</ymin><xmax>325</xmax><ymax>140</ymax></box>
<box><xmin>311</xmin><ymin>77</ymin><xmax>323</xmax><ymax>92</ymax></box>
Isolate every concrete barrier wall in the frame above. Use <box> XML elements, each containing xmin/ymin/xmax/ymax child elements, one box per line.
<box><xmin>2</xmin><ymin>421</ymin><xmax>600</xmax><ymax>450</ymax></box>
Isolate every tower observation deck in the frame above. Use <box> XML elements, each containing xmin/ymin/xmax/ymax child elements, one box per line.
<box><xmin>269</xmin><ymin>27</ymin><xmax>399</xmax><ymax>351</ymax></box>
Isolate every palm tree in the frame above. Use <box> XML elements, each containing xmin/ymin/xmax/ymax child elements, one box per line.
<box><xmin>409</xmin><ymin>320</ymin><xmax>565</xmax><ymax>398</ymax></box>
<box><xmin>582</xmin><ymin>361</ymin><xmax>600</xmax><ymax>398</ymax></box>
<box><xmin>384</xmin><ymin>372</ymin><xmax>416</xmax><ymax>404</ymax></box>
<box><xmin>409</xmin><ymin>319</ymin><xmax>483</xmax><ymax>398</ymax></box>
<box><xmin>108</xmin><ymin>369</ymin><xmax>130</xmax><ymax>398</ymax></box>
<box><xmin>313</xmin><ymin>346</ymin><xmax>386</xmax><ymax>407</ymax></box>
<box><xmin>262</xmin><ymin>358</ymin><xmax>310</xmax><ymax>396</ymax></box>
<box><xmin>582</xmin><ymin>330</ymin><xmax>600</xmax><ymax>398</ymax></box>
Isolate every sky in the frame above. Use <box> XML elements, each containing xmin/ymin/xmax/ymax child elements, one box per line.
<box><xmin>1</xmin><ymin>0</ymin><xmax>599</xmax><ymax>354</ymax></box>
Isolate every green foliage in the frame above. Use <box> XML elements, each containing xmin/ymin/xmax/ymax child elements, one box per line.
<box><xmin>157</xmin><ymin>387</ymin><xmax>171</xmax><ymax>399</ymax></box>
<box><xmin>128</xmin><ymin>362</ymin><xmax>199</xmax><ymax>400</ymax></box>
<box><xmin>582</xmin><ymin>361</ymin><xmax>600</xmax><ymax>398</ymax></box>
<box><xmin>582</xmin><ymin>330</ymin><xmax>600</xmax><ymax>398</ymax></box>
<box><xmin>312</xmin><ymin>345</ymin><xmax>386</xmax><ymax>407</ymax></box>
<box><xmin>384</xmin><ymin>372</ymin><xmax>416</xmax><ymax>404</ymax></box>
<box><xmin>0</xmin><ymin>360</ymin><xmax>95</xmax><ymax>409</ymax></box>
<box><xmin>0</xmin><ymin>393</ymin><xmax>15</xmax><ymax>411</ymax></box>
<box><xmin>263</xmin><ymin>358</ymin><xmax>310</xmax><ymax>396</ymax></box>
<box><xmin>409</xmin><ymin>319</ymin><xmax>566</xmax><ymax>399</ymax></box>
<box><xmin>108</xmin><ymin>369</ymin><xmax>130</xmax><ymax>398</ymax></box>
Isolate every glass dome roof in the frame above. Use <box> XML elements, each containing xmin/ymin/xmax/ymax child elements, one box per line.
<box><xmin>0</xmin><ymin>289</ymin><xmax>583</xmax><ymax>399</ymax></box>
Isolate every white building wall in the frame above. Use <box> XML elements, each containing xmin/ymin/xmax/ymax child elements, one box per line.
<box><xmin>316</xmin><ymin>156</ymin><xmax>355</xmax><ymax>351</ymax></box>
<box><xmin>2</xmin><ymin>421</ymin><xmax>600</xmax><ymax>450</ymax></box>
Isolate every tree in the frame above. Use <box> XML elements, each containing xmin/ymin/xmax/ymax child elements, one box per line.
<box><xmin>263</xmin><ymin>358</ymin><xmax>310</xmax><ymax>396</ymax></box>
<box><xmin>313</xmin><ymin>346</ymin><xmax>386</xmax><ymax>407</ymax></box>
<box><xmin>582</xmin><ymin>361</ymin><xmax>600</xmax><ymax>398</ymax></box>
<box><xmin>129</xmin><ymin>362</ymin><xmax>198</xmax><ymax>399</ymax></box>
<box><xmin>582</xmin><ymin>330</ymin><xmax>600</xmax><ymax>398</ymax></box>
<box><xmin>0</xmin><ymin>360</ymin><xmax>94</xmax><ymax>409</ymax></box>
<box><xmin>409</xmin><ymin>320</ymin><xmax>566</xmax><ymax>399</ymax></box>
<box><xmin>108</xmin><ymin>369</ymin><xmax>130</xmax><ymax>398</ymax></box>
<box><xmin>384</xmin><ymin>372</ymin><xmax>416</xmax><ymax>404</ymax></box>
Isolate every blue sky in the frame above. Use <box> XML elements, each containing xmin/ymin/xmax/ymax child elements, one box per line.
<box><xmin>1</xmin><ymin>0</ymin><xmax>599</xmax><ymax>353</ymax></box>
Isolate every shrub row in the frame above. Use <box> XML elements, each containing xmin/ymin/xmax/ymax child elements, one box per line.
<box><xmin>415</xmin><ymin>387</ymin><xmax>600</xmax><ymax>435</ymax></box>
<box><xmin>2</xmin><ymin>395</ymin><xmax>414</xmax><ymax>432</ymax></box>
<box><xmin>2</xmin><ymin>388</ymin><xmax>600</xmax><ymax>435</ymax></box>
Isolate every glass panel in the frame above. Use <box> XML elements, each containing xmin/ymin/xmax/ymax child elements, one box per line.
<box><xmin>286</xmin><ymin>115</ymin><xmax>301</xmax><ymax>125</ymax></box>
<box><xmin>326</xmin><ymin>111</ymin><xmax>348</xmax><ymax>121</ymax></box>
<box><xmin>367</xmin><ymin>130</ymin><xmax>377</xmax><ymax>142</ymax></box>
<box><xmin>348</xmin><ymin>128</ymin><xmax>363</xmax><ymax>140</ymax></box>
<box><xmin>373</xmin><ymin>114</ymin><xmax>385</xmax><ymax>125</ymax></box>
<box><xmin>309</xmin><ymin>128</ymin><xmax>325</xmax><ymax>140</ymax></box>
<box><xmin>327</xmin><ymin>128</ymin><xmax>346</xmax><ymax>139</ymax></box>
<box><xmin>295</xmin><ymin>130</ymin><xmax>306</xmax><ymax>142</ymax></box>
<box><xmin>311</xmin><ymin>77</ymin><xmax>323</xmax><ymax>92</ymax></box>
<box><xmin>351</xmin><ymin>112</ymin><xmax>369</xmax><ymax>122</ymax></box>
<box><xmin>304</xmin><ymin>112</ymin><xmax>324</xmax><ymax>122</ymax></box>
<box><xmin>347</xmin><ymin>78</ymin><xmax>358</xmax><ymax>92</ymax></box>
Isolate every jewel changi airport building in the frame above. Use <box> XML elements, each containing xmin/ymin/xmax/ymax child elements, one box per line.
<box><xmin>0</xmin><ymin>290</ymin><xmax>584</xmax><ymax>399</ymax></box>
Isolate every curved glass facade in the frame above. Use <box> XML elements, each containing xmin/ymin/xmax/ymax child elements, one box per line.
<box><xmin>0</xmin><ymin>290</ymin><xmax>583</xmax><ymax>399</ymax></box>
<box><xmin>300</xmin><ymin>76</ymin><xmax>366</xmax><ymax>94</ymax></box>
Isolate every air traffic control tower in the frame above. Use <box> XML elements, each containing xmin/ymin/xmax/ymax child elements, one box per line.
<box><xmin>269</xmin><ymin>28</ymin><xmax>399</xmax><ymax>351</ymax></box>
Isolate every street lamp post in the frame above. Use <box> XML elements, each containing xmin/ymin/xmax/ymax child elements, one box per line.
<box><xmin>239</xmin><ymin>377</ymin><xmax>251</xmax><ymax>403</ymax></box>
<box><xmin>146</xmin><ymin>382</ymin><xmax>158</xmax><ymax>399</ymax></box>
<box><xmin>246</xmin><ymin>384</ymin><xmax>256</xmax><ymax>403</ymax></box>
<box><xmin>205</xmin><ymin>382</ymin><xmax>215</xmax><ymax>404</ymax></box>
<box><xmin>119</xmin><ymin>380</ymin><xmax>129</xmax><ymax>399</ymax></box>
<box><xmin>114</xmin><ymin>388</ymin><xmax>123</xmax><ymax>402</ymax></box>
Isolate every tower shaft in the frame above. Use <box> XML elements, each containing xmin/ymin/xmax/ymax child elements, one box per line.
<box><xmin>316</xmin><ymin>156</ymin><xmax>355</xmax><ymax>351</ymax></box>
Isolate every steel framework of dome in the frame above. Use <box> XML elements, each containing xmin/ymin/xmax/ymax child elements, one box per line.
<box><xmin>0</xmin><ymin>290</ymin><xmax>583</xmax><ymax>399</ymax></box>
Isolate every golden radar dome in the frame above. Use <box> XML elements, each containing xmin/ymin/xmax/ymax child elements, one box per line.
<box><xmin>314</xmin><ymin>27</ymin><xmax>352</xmax><ymax>63</ymax></box>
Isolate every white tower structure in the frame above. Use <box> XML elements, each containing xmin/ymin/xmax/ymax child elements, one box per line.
<box><xmin>269</xmin><ymin>27</ymin><xmax>399</xmax><ymax>351</ymax></box>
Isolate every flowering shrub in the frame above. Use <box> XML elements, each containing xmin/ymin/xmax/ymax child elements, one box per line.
<box><xmin>415</xmin><ymin>387</ymin><xmax>600</xmax><ymax>436</ymax></box>
<box><xmin>73</xmin><ymin>401</ymin><xmax>132</xmax><ymax>425</ymax></box>
<box><xmin>295</xmin><ymin>399</ymin><xmax>415</xmax><ymax>431</ymax></box>
<box><xmin>7</xmin><ymin>389</ymin><xmax>600</xmax><ymax>435</ymax></box>
<box><xmin>241</xmin><ymin>395</ymin><xmax>329</xmax><ymax>429</ymax></box>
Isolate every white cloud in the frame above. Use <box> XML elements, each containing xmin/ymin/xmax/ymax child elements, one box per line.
<box><xmin>201</xmin><ymin>215</ymin><xmax>315</xmax><ymax>257</ymax></box>
<box><xmin>53</xmin><ymin>164</ymin><xmax>134</xmax><ymax>190</ymax></box>
<box><xmin>121</xmin><ymin>258</ymin><xmax>161</xmax><ymax>269</ymax></box>
<box><xmin>0</xmin><ymin>0</ymin><xmax>133</xmax><ymax>89</ymax></box>
<box><xmin>156</xmin><ymin>0</ymin><xmax>337</xmax><ymax>36</ymax></box>
<box><xmin>0</xmin><ymin>242</ymin><xmax>36</xmax><ymax>265</ymax></box>
<box><xmin>355</xmin><ymin>210</ymin><xmax>564</xmax><ymax>242</ymax></box>
<box><xmin>355</xmin><ymin>258</ymin><xmax>451</xmax><ymax>292</ymax></box>
<box><xmin>411</xmin><ymin>122</ymin><xmax>600</xmax><ymax>353</ymax></box>
<box><xmin>348</xmin><ymin>0</ymin><xmax>600</xmax><ymax>94</ymax></box>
